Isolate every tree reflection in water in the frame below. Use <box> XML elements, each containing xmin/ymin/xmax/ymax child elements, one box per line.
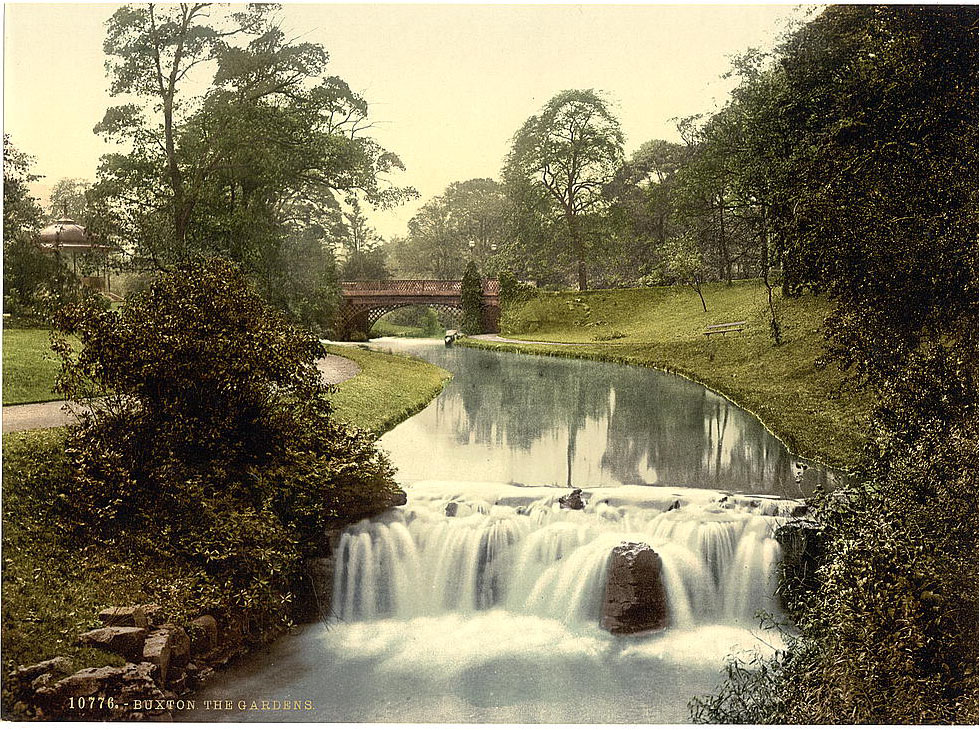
<box><xmin>374</xmin><ymin>341</ymin><xmax>832</xmax><ymax>497</ymax></box>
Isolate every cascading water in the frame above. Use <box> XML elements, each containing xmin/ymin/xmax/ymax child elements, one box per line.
<box><xmin>186</xmin><ymin>343</ymin><xmax>819</xmax><ymax>723</ymax></box>
<box><xmin>333</xmin><ymin>482</ymin><xmax>789</xmax><ymax>630</ymax></box>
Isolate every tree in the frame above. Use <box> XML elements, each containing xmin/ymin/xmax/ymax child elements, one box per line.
<box><xmin>3</xmin><ymin>136</ymin><xmax>76</xmax><ymax>318</ymax></box>
<box><xmin>388</xmin><ymin>179</ymin><xmax>507</xmax><ymax>280</ymax></box>
<box><xmin>503</xmin><ymin>90</ymin><xmax>624</xmax><ymax>290</ymax></box>
<box><xmin>92</xmin><ymin>6</ymin><xmax>416</xmax><ymax>330</ymax></box>
<box><xmin>394</xmin><ymin>197</ymin><xmax>465</xmax><ymax>279</ymax></box>
<box><xmin>601</xmin><ymin>139</ymin><xmax>687</xmax><ymax>286</ymax></box>
<box><xmin>442</xmin><ymin>178</ymin><xmax>507</xmax><ymax>269</ymax></box>
<box><xmin>48</xmin><ymin>178</ymin><xmax>91</xmax><ymax>223</ymax></box>
<box><xmin>663</xmin><ymin>235</ymin><xmax>708</xmax><ymax>311</ymax></box>
<box><xmin>460</xmin><ymin>260</ymin><xmax>483</xmax><ymax>334</ymax></box>
<box><xmin>692</xmin><ymin>7</ymin><xmax>979</xmax><ymax>722</ymax></box>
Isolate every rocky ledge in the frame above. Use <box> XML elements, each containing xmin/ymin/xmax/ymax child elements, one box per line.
<box><xmin>8</xmin><ymin>605</ymin><xmax>243</xmax><ymax>721</ymax></box>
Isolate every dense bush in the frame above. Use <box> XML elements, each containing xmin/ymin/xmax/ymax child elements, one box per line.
<box><xmin>49</xmin><ymin>258</ymin><xmax>401</xmax><ymax>627</ymax></box>
<box><xmin>692</xmin><ymin>342</ymin><xmax>979</xmax><ymax>723</ymax></box>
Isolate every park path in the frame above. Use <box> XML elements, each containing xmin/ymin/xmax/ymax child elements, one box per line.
<box><xmin>1</xmin><ymin>354</ymin><xmax>361</xmax><ymax>434</ymax></box>
<box><xmin>470</xmin><ymin>334</ymin><xmax>577</xmax><ymax>346</ymax></box>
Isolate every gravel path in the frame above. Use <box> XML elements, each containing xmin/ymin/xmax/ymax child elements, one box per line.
<box><xmin>470</xmin><ymin>334</ymin><xmax>577</xmax><ymax>346</ymax></box>
<box><xmin>1</xmin><ymin>354</ymin><xmax>362</xmax><ymax>434</ymax></box>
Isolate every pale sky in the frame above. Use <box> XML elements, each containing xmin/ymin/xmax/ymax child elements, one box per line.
<box><xmin>3</xmin><ymin>2</ymin><xmax>807</xmax><ymax>238</ymax></box>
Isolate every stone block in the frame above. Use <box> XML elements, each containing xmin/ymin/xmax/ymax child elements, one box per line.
<box><xmin>188</xmin><ymin>615</ymin><xmax>218</xmax><ymax>655</ymax></box>
<box><xmin>142</xmin><ymin>630</ymin><xmax>174</xmax><ymax>686</ymax></box>
<box><xmin>98</xmin><ymin>605</ymin><xmax>148</xmax><ymax>628</ymax></box>
<box><xmin>78</xmin><ymin>626</ymin><xmax>148</xmax><ymax>661</ymax></box>
<box><xmin>14</xmin><ymin>656</ymin><xmax>72</xmax><ymax>682</ymax></box>
<box><xmin>161</xmin><ymin>624</ymin><xmax>191</xmax><ymax>668</ymax></box>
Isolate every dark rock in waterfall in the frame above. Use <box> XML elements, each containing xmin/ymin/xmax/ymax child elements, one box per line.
<box><xmin>667</xmin><ymin>499</ymin><xmax>681</xmax><ymax>512</ymax></box>
<box><xmin>389</xmin><ymin>489</ymin><xmax>408</xmax><ymax>507</ymax></box>
<box><xmin>445</xmin><ymin>501</ymin><xmax>459</xmax><ymax>517</ymax></box>
<box><xmin>774</xmin><ymin>519</ymin><xmax>824</xmax><ymax>619</ymax></box>
<box><xmin>559</xmin><ymin>488</ymin><xmax>586</xmax><ymax>510</ymax></box>
<box><xmin>790</xmin><ymin>503</ymin><xmax>809</xmax><ymax>518</ymax></box>
<box><xmin>601</xmin><ymin>542</ymin><xmax>669</xmax><ymax>635</ymax></box>
<box><xmin>293</xmin><ymin>557</ymin><xmax>335</xmax><ymax>623</ymax></box>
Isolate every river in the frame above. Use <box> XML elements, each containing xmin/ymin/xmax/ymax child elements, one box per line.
<box><xmin>186</xmin><ymin>338</ymin><xmax>829</xmax><ymax>723</ymax></box>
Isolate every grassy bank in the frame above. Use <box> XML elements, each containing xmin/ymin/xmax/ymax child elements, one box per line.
<box><xmin>369</xmin><ymin>319</ymin><xmax>429</xmax><ymax>338</ymax></box>
<box><xmin>2</xmin><ymin>329</ymin><xmax>65</xmax><ymax>405</ymax></box>
<box><xmin>463</xmin><ymin>281</ymin><xmax>872</xmax><ymax>468</ymax></box>
<box><xmin>1</xmin><ymin>346</ymin><xmax>450</xmax><ymax>676</ymax></box>
<box><xmin>324</xmin><ymin>344</ymin><xmax>451</xmax><ymax>432</ymax></box>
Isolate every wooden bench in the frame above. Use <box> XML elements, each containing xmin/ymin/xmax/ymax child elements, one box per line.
<box><xmin>704</xmin><ymin>321</ymin><xmax>747</xmax><ymax>338</ymax></box>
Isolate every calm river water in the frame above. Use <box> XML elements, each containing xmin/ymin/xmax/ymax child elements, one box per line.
<box><xmin>185</xmin><ymin>338</ymin><xmax>829</xmax><ymax>723</ymax></box>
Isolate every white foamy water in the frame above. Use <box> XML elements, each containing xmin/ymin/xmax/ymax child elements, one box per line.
<box><xmin>189</xmin><ymin>482</ymin><xmax>795</xmax><ymax>723</ymax></box>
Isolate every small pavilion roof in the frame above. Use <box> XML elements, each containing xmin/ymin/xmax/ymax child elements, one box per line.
<box><xmin>35</xmin><ymin>218</ymin><xmax>115</xmax><ymax>253</ymax></box>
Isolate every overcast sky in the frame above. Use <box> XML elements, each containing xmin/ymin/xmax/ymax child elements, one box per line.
<box><xmin>4</xmin><ymin>3</ymin><xmax>807</xmax><ymax>238</ymax></box>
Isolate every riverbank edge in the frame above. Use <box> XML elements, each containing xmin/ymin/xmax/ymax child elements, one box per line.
<box><xmin>459</xmin><ymin>336</ymin><xmax>857</xmax><ymax>472</ymax></box>
<box><xmin>2</xmin><ymin>347</ymin><xmax>452</xmax><ymax>721</ymax></box>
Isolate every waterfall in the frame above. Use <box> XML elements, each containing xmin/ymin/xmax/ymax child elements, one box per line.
<box><xmin>332</xmin><ymin>482</ymin><xmax>795</xmax><ymax>630</ymax></box>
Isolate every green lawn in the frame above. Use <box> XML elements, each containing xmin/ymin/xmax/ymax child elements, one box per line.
<box><xmin>2</xmin><ymin>328</ymin><xmax>65</xmax><ymax>405</ymax></box>
<box><xmin>464</xmin><ymin>280</ymin><xmax>873</xmax><ymax>469</ymax></box>
<box><xmin>369</xmin><ymin>319</ymin><xmax>429</xmax><ymax>338</ymax></box>
<box><xmin>1</xmin><ymin>346</ymin><xmax>450</xmax><ymax>678</ymax></box>
<box><xmin>324</xmin><ymin>344</ymin><xmax>450</xmax><ymax>433</ymax></box>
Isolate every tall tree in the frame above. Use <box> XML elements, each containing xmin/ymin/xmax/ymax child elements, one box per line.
<box><xmin>503</xmin><ymin>89</ymin><xmax>624</xmax><ymax>290</ymax></box>
<box><xmin>48</xmin><ymin>178</ymin><xmax>92</xmax><ymax>223</ymax></box>
<box><xmin>93</xmin><ymin>6</ymin><xmax>416</xmax><ymax>332</ymax></box>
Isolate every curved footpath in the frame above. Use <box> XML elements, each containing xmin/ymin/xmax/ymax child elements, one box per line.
<box><xmin>1</xmin><ymin>354</ymin><xmax>361</xmax><ymax>434</ymax></box>
<box><xmin>471</xmin><ymin>333</ymin><xmax>576</xmax><ymax>346</ymax></box>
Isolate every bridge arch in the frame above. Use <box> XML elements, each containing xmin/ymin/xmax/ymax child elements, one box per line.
<box><xmin>336</xmin><ymin>279</ymin><xmax>500</xmax><ymax>340</ymax></box>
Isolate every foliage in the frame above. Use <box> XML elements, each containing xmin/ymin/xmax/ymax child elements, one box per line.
<box><xmin>599</xmin><ymin>139</ymin><xmax>686</xmax><ymax>286</ymax></box>
<box><xmin>503</xmin><ymin>90</ymin><xmax>624</xmax><ymax>290</ymax></box>
<box><xmin>341</xmin><ymin>248</ymin><xmax>389</xmax><ymax>281</ymax></box>
<box><xmin>3</xmin><ymin>137</ymin><xmax>79</xmax><ymax>321</ymax></box>
<box><xmin>0</xmin><ymin>342</ymin><xmax>449</xmax><ymax>685</ymax></box>
<box><xmin>498</xmin><ymin>269</ymin><xmax>536</xmax><ymax>307</ymax></box>
<box><xmin>48</xmin><ymin>178</ymin><xmax>91</xmax><ymax>223</ymax></box>
<box><xmin>48</xmin><ymin>258</ymin><xmax>401</xmax><ymax>630</ymax></box>
<box><xmin>662</xmin><ymin>235</ymin><xmax>709</xmax><ymax>312</ymax></box>
<box><xmin>688</xmin><ymin>7</ymin><xmax>979</xmax><ymax>723</ymax></box>
<box><xmin>460</xmin><ymin>261</ymin><xmax>484</xmax><ymax>334</ymax></box>
<box><xmin>389</xmin><ymin>179</ymin><xmax>506</xmax><ymax>279</ymax></box>
<box><xmin>692</xmin><ymin>342</ymin><xmax>979</xmax><ymax>724</ymax></box>
<box><xmin>91</xmin><ymin>6</ymin><xmax>416</xmax><ymax>331</ymax></box>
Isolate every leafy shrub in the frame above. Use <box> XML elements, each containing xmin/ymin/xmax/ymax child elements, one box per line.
<box><xmin>49</xmin><ymin>258</ymin><xmax>400</xmax><ymax>627</ymax></box>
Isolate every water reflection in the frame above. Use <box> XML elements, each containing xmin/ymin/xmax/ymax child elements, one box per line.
<box><xmin>366</xmin><ymin>339</ymin><xmax>833</xmax><ymax>498</ymax></box>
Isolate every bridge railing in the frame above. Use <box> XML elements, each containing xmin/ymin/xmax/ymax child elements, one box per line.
<box><xmin>341</xmin><ymin>279</ymin><xmax>499</xmax><ymax>296</ymax></box>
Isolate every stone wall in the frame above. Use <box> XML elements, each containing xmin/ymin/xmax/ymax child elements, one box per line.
<box><xmin>6</xmin><ymin>604</ymin><xmax>244</xmax><ymax>721</ymax></box>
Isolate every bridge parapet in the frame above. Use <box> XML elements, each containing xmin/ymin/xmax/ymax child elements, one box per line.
<box><xmin>336</xmin><ymin>279</ymin><xmax>500</xmax><ymax>339</ymax></box>
<box><xmin>340</xmin><ymin>279</ymin><xmax>498</xmax><ymax>297</ymax></box>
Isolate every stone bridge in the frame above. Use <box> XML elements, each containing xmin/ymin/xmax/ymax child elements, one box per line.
<box><xmin>337</xmin><ymin>279</ymin><xmax>500</xmax><ymax>339</ymax></box>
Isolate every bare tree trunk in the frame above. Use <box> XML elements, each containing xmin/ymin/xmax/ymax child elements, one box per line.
<box><xmin>694</xmin><ymin>279</ymin><xmax>707</xmax><ymax>312</ymax></box>
<box><xmin>762</xmin><ymin>216</ymin><xmax>782</xmax><ymax>345</ymax></box>
<box><xmin>568</xmin><ymin>214</ymin><xmax>588</xmax><ymax>290</ymax></box>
